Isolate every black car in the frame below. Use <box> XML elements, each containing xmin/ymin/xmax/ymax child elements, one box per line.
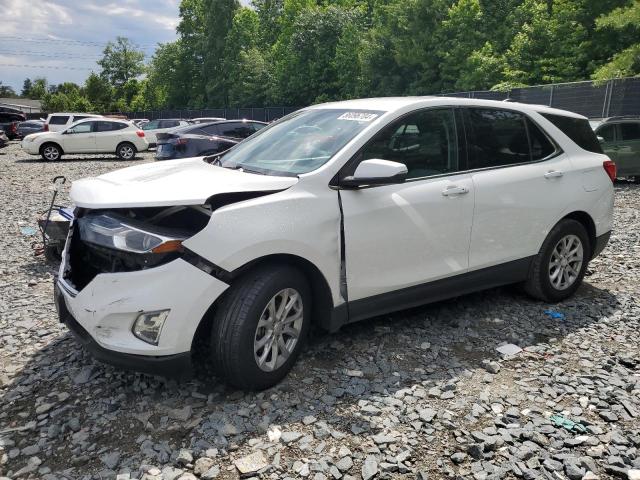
<box><xmin>17</xmin><ymin>120</ymin><xmax>45</xmax><ymax>138</ymax></box>
<box><xmin>155</xmin><ymin>120</ymin><xmax>267</xmax><ymax>160</ymax></box>
<box><xmin>0</xmin><ymin>111</ymin><xmax>26</xmax><ymax>140</ymax></box>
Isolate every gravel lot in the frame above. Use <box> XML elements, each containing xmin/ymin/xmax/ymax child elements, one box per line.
<box><xmin>0</xmin><ymin>140</ymin><xmax>639</xmax><ymax>480</ymax></box>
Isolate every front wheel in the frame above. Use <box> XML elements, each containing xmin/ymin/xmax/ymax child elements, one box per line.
<box><xmin>116</xmin><ymin>142</ymin><xmax>136</xmax><ymax>160</ymax></box>
<box><xmin>210</xmin><ymin>266</ymin><xmax>311</xmax><ymax>390</ymax></box>
<box><xmin>524</xmin><ymin>219</ymin><xmax>590</xmax><ymax>302</ymax></box>
<box><xmin>41</xmin><ymin>143</ymin><xmax>62</xmax><ymax>161</ymax></box>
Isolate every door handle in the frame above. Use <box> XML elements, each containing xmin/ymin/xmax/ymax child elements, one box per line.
<box><xmin>544</xmin><ymin>170</ymin><xmax>564</xmax><ymax>179</ymax></box>
<box><xmin>442</xmin><ymin>185</ymin><xmax>469</xmax><ymax>196</ymax></box>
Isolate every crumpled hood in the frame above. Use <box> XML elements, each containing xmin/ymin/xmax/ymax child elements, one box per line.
<box><xmin>70</xmin><ymin>157</ymin><xmax>298</xmax><ymax>208</ymax></box>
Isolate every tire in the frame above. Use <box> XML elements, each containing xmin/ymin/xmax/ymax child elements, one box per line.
<box><xmin>210</xmin><ymin>266</ymin><xmax>311</xmax><ymax>390</ymax></box>
<box><xmin>40</xmin><ymin>143</ymin><xmax>62</xmax><ymax>161</ymax></box>
<box><xmin>524</xmin><ymin>219</ymin><xmax>591</xmax><ymax>302</ymax></box>
<box><xmin>116</xmin><ymin>142</ymin><xmax>136</xmax><ymax>160</ymax></box>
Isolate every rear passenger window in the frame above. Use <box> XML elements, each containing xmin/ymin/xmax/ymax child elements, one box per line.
<box><xmin>597</xmin><ymin>124</ymin><xmax>616</xmax><ymax>142</ymax></box>
<box><xmin>527</xmin><ymin>119</ymin><xmax>556</xmax><ymax>160</ymax></box>
<box><xmin>541</xmin><ymin>113</ymin><xmax>603</xmax><ymax>153</ymax></box>
<box><xmin>620</xmin><ymin>123</ymin><xmax>640</xmax><ymax>141</ymax></box>
<box><xmin>466</xmin><ymin>108</ymin><xmax>530</xmax><ymax>168</ymax></box>
<box><xmin>200</xmin><ymin>124</ymin><xmax>220</xmax><ymax>135</ymax></box>
<box><xmin>218</xmin><ymin>123</ymin><xmax>256</xmax><ymax>139</ymax></box>
<box><xmin>360</xmin><ymin>108</ymin><xmax>460</xmax><ymax>179</ymax></box>
<box><xmin>49</xmin><ymin>116</ymin><xmax>69</xmax><ymax>125</ymax></box>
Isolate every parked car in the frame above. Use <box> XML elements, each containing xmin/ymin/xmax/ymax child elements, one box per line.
<box><xmin>55</xmin><ymin>98</ymin><xmax>614</xmax><ymax>390</ymax></box>
<box><xmin>22</xmin><ymin>118</ymin><xmax>148</xmax><ymax>160</ymax></box>
<box><xmin>0</xmin><ymin>111</ymin><xmax>26</xmax><ymax>139</ymax></box>
<box><xmin>155</xmin><ymin>120</ymin><xmax>267</xmax><ymax>160</ymax></box>
<box><xmin>190</xmin><ymin>117</ymin><xmax>226</xmax><ymax>124</ymax></box>
<box><xmin>17</xmin><ymin>120</ymin><xmax>45</xmax><ymax>138</ymax></box>
<box><xmin>141</xmin><ymin>119</ymin><xmax>191</xmax><ymax>147</ymax></box>
<box><xmin>594</xmin><ymin>116</ymin><xmax>640</xmax><ymax>181</ymax></box>
<box><xmin>44</xmin><ymin>112</ymin><xmax>103</xmax><ymax>133</ymax></box>
<box><xmin>0</xmin><ymin>130</ymin><xmax>8</xmax><ymax>149</ymax></box>
<box><xmin>131</xmin><ymin>118</ymin><xmax>150</xmax><ymax>128</ymax></box>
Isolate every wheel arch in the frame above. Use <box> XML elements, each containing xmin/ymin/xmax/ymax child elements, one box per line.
<box><xmin>190</xmin><ymin>253</ymin><xmax>338</xmax><ymax>353</ymax></box>
<box><xmin>560</xmin><ymin>211</ymin><xmax>596</xmax><ymax>257</ymax></box>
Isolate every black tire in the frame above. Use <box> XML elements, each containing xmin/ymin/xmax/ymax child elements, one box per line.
<box><xmin>524</xmin><ymin>219</ymin><xmax>591</xmax><ymax>302</ymax></box>
<box><xmin>40</xmin><ymin>143</ymin><xmax>62</xmax><ymax>161</ymax></box>
<box><xmin>116</xmin><ymin>142</ymin><xmax>137</xmax><ymax>160</ymax></box>
<box><xmin>210</xmin><ymin>266</ymin><xmax>311</xmax><ymax>390</ymax></box>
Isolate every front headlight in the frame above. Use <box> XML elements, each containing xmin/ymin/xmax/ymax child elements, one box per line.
<box><xmin>77</xmin><ymin>213</ymin><xmax>186</xmax><ymax>254</ymax></box>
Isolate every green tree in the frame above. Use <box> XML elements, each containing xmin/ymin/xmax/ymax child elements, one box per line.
<box><xmin>202</xmin><ymin>0</ymin><xmax>241</xmax><ymax>106</ymax></box>
<box><xmin>0</xmin><ymin>82</ymin><xmax>16</xmax><ymax>97</ymax></box>
<box><xmin>29</xmin><ymin>77</ymin><xmax>48</xmax><ymax>99</ymax></box>
<box><xmin>21</xmin><ymin>78</ymin><xmax>33</xmax><ymax>97</ymax></box>
<box><xmin>593</xmin><ymin>0</ymin><xmax>640</xmax><ymax>79</ymax></box>
<box><xmin>84</xmin><ymin>72</ymin><xmax>113</xmax><ymax>110</ymax></box>
<box><xmin>97</xmin><ymin>36</ymin><xmax>146</xmax><ymax>88</ymax></box>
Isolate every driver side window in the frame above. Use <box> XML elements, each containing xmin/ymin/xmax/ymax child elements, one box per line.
<box><xmin>360</xmin><ymin>108</ymin><xmax>460</xmax><ymax>179</ymax></box>
<box><xmin>66</xmin><ymin>122</ymin><xmax>94</xmax><ymax>134</ymax></box>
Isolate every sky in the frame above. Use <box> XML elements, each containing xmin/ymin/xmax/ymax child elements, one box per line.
<box><xmin>0</xmin><ymin>0</ymin><xmax>181</xmax><ymax>93</ymax></box>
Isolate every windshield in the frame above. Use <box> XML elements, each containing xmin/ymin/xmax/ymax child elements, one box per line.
<box><xmin>216</xmin><ymin>109</ymin><xmax>383</xmax><ymax>175</ymax></box>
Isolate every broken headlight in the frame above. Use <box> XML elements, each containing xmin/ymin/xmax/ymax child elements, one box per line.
<box><xmin>77</xmin><ymin>213</ymin><xmax>186</xmax><ymax>254</ymax></box>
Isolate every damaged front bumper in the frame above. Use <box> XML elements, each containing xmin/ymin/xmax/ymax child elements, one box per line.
<box><xmin>55</xmin><ymin>256</ymin><xmax>229</xmax><ymax>377</ymax></box>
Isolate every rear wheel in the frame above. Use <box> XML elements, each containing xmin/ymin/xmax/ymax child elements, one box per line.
<box><xmin>210</xmin><ymin>266</ymin><xmax>311</xmax><ymax>390</ymax></box>
<box><xmin>524</xmin><ymin>219</ymin><xmax>590</xmax><ymax>302</ymax></box>
<box><xmin>116</xmin><ymin>142</ymin><xmax>136</xmax><ymax>160</ymax></box>
<box><xmin>40</xmin><ymin>143</ymin><xmax>62</xmax><ymax>161</ymax></box>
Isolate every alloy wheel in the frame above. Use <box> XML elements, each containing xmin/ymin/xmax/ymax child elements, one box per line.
<box><xmin>120</xmin><ymin>145</ymin><xmax>134</xmax><ymax>159</ymax></box>
<box><xmin>43</xmin><ymin>146</ymin><xmax>59</xmax><ymax>160</ymax></box>
<box><xmin>253</xmin><ymin>288</ymin><xmax>304</xmax><ymax>372</ymax></box>
<box><xmin>548</xmin><ymin>234</ymin><xmax>584</xmax><ymax>290</ymax></box>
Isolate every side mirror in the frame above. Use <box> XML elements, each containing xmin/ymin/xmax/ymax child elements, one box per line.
<box><xmin>597</xmin><ymin>135</ymin><xmax>605</xmax><ymax>144</ymax></box>
<box><xmin>340</xmin><ymin>159</ymin><xmax>408</xmax><ymax>188</ymax></box>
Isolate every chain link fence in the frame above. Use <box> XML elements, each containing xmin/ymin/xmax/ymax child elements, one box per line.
<box><xmin>441</xmin><ymin>77</ymin><xmax>640</xmax><ymax>119</ymax></box>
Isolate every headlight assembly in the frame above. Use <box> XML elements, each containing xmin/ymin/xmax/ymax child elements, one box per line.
<box><xmin>77</xmin><ymin>213</ymin><xmax>186</xmax><ymax>254</ymax></box>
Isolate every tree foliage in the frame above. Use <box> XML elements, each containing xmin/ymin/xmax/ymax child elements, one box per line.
<box><xmin>18</xmin><ymin>0</ymin><xmax>640</xmax><ymax>112</ymax></box>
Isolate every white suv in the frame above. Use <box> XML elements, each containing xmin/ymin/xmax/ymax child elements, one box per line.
<box><xmin>22</xmin><ymin>118</ymin><xmax>149</xmax><ymax>160</ymax></box>
<box><xmin>55</xmin><ymin>97</ymin><xmax>614</xmax><ymax>389</ymax></box>
<box><xmin>44</xmin><ymin>112</ymin><xmax>103</xmax><ymax>132</ymax></box>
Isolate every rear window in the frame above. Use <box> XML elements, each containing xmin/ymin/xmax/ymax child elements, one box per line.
<box><xmin>49</xmin><ymin>116</ymin><xmax>70</xmax><ymax>125</ymax></box>
<box><xmin>620</xmin><ymin>122</ymin><xmax>640</xmax><ymax>141</ymax></box>
<box><xmin>541</xmin><ymin>113</ymin><xmax>602</xmax><ymax>153</ymax></box>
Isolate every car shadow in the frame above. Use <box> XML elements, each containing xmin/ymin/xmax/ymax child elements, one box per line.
<box><xmin>0</xmin><ymin>276</ymin><xmax>619</xmax><ymax>475</ymax></box>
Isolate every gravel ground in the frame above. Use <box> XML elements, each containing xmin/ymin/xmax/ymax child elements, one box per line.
<box><xmin>0</xmin><ymin>140</ymin><xmax>639</xmax><ymax>480</ymax></box>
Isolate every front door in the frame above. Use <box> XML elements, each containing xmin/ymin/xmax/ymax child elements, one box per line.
<box><xmin>61</xmin><ymin>121</ymin><xmax>96</xmax><ymax>153</ymax></box>
<box><xmin>339</xmin><ymin>108</ymin><xmax>475</xmax><ymax>309</ymax></box>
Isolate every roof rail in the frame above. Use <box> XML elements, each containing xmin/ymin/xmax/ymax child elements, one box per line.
<box><xmin>603</xmin><ymin>115</ymin><xmax>640</xmax><ymax>122</ymax></box>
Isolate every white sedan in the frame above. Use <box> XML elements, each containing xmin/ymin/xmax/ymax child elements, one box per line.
<box><xmin>21</xmin><ymin>118</ymin><xmax>149</xmax><ymax>161</ymax></box>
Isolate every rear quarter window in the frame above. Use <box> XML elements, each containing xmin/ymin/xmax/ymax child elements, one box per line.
<box><xmin>541</xmin><ymin>113</ymin><xmax>603</xmax><ymax>153</ymax></box>
<box><xmin>49</xmin><ymin>116</ymin><xmax>70</xmax><ymax>125</ymax></box>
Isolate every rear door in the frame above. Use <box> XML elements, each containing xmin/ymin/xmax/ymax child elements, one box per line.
<box><xmin>95</xmin><ymin>121</ymin><xmax>127</xmax><ymax>152</ymax></box>
<box><xmin>217</xmin><ymin>122</ymin><xmax>256</xmax><ymax>139</ymax></box>
<box><xmin>615</xmin><ymin>122</ymin><xmax>640</xmax><ymax>176</ymax></box>
<box><xmin>463</xmin><ymin>107</ymin><xmax>570</xmax><ymax>270</ymax></box>
<box><xmin>340</xmin><ymin>107</ymin><xmax>475</xmax><ymax>309</ymax></box>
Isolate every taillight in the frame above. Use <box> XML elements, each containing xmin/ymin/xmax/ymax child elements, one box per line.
<box><xmin>9</xmin><ymin>122</ymin><xmax>17</xmax><ymax>133</ymax></box>
<box><xmin>44</xmin><ymin>124</ymin><xmax>49</xmax><ymax>131</ymax></box>
<box><xmin>136</xmin><ymin>130</ymin><xmax>145</xmax><ymax>137</ymax></box>
<box><xmin>603</xmin><ymin>159</ymin><xmax>616</xmax><ymax>182</ymax></box>
<box><xmin>175</xmin><ymin>138</ymin><xmax>187</xmax><ymax>145</ymax></box>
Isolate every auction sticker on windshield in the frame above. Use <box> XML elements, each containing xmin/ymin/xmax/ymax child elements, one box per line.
<box><xmin>337</xmin><ymin>112</ymin><xmax>379</xmax><ymax>122</ymax></box>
